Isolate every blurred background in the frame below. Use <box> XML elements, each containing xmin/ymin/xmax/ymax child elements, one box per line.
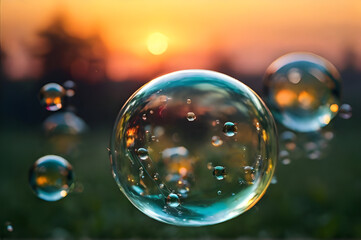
<box><xmin>1</xmin><ymin>0</ymin><xmax>361</xmax><ymax>238</ymax></box>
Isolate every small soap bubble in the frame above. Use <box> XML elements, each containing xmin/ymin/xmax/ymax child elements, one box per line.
<box><xmin>39</xmin><ymin>83</ymin><xmax>66</xmax><ymax>111</ymax></box>
<box><xmin>279</xmin><ymin>150</ymin><xmax>290</xmax><ymax>159</ymax></box>
<box><xmin>304</xmin><ymin>142</ymin><xmax>318</xmax><ymax>151</ymax></box>
<box><xmin>308</xmin><ymin>150</ymin><xmax>321</xmax><ymax>160</ymax></box>
<box><xmin>211</xmin><ymin>136</ymin><xmax>223</xmax><ymax>147</ymax></box>
<box><xmin>280</xmin><ymin>131</ymin><xmax>297</xmax><ymax>151</ymax></box>
<box><xmin>166</xmin><ymin>193</ymin><xmax>180</xmax><ymax>207</ymax></box>
<box><xmin>43</xmin><ymin>111</ymin><xmax>87</xmax><ymax>136</ymax></box>
<box><xmin>271</xmin><ymin>176</ymin><xmax>278</xmax><ymax>184</ymax></box>
<box><xmin>339</xmin><ymin>104</ymin><xmax>352</xmax><ymax>119</ymax></box>
<box><xmin>263</xmin><ymin>52</ymin><xmax>342</xmax><ymax>132</ymax></box>
<box><xmin>142</xmin><ymin>114</ymin><xmax>147</xmax><ymax>121</ymax></box>
<box><xmin>137</xmin><ymin>148</ymin><xmax>149</xmax><ymax>160</ymax></box>
<box><xmin>323</xmin><ymin>131</ymin><xmax>334</xmax><ymax>141</ymax></box>
<box><xmin>217</xmin><ymin>190</ymin><xmax>222</xmax><ymax>195</ymax></box>
<box><xmin>153</xmin><ymin>173</ymin><xmax>159</xmax><ymax>180</ymax></box>
<box><xmin>223</xmin><ymin>122</ymin><xmax>237</xmax><ymax>137</ymax></box>
<box><xmin>186</xmin><ymin>112</ymin><xmax>196</xmax><ymax>121</ymax></box>
<box><xmin>213</xmin><ymin>166</ymin><xmax>226</xmax><ymax>180</ymax></box>
<box><xmin>29</xmin><ymin>155</ymin><xmax>74</xmax><ymax>201</ymax></box>
<box><xmin>282</xmin><ymin>158</ymin><xmax>291</xmax><ymax>165</ymax></box>
<box><xmin>5</xmin><ymin>222</ymin><xmax>13</xmax><ymax>232</ymax></box>
<box><xmin>207</xmin><ymin>162</ymin><xmax>213</xmax><ymax>170</ymax></box>
<box><xmin>186</xmin><ymin>98</ymin><xmax>191</xmax><ymax>104</ymax></box>
<box><xmin>63</xmin><ymin>80</ymin><xmax>76</xmax><ymax>97</ymax></box>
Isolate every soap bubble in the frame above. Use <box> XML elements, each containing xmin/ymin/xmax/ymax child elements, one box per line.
<box><xmin>43</xmin><ymin>112</ymin><xmax>87</xmax><ymax>154</ymax></box>
<box><xmin>29</xmin><ymin>155</ymin><xmax>74</xmax><ymax>201</ymax></box>
<box><xmin>63</xmin><ymin>80</ymin><xmax>76</xmax><ymax>97</ymax></box>
<box><xmin>338</xmin><ymin>104</ymin><xmax>352</xmax><ymax>119</ymax></box>
<box><xmin>263</xmin><ymin>52</ymin><xmax>342</xmax><ymax>132</ymax></box>
<box><xmin>39</xmin><ymin>83</ymin><xmax>66</xmax><ymax>111</ymax></box>
<box><xmin>5</xmin><ymin>222</ymin><xmax>13</xmax><ymax>232</ymax></box>
<box><xmin>43</xmin><ymin>111</ymin><xmax>87</xmax><ymax>136</ymax></box>
<box><xmin>110</xmin><ymin>69</ymin><xmax>277</xmax><ymax>226</ymax></box>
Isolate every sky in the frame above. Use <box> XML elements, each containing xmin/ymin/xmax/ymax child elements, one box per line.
<box><xmin>1</xmin><ymin>0</ymin><xmax>361</xmax><ymax>81</ymax></box>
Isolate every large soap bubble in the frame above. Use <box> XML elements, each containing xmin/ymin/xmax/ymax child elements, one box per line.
<box><xmin>263</xmin><ymin>52</ymin><xmax>342</xmax><ymax>132</ymax></box>
<box><xmin>110</xmin><ymin>70</ymin><xmax>277</xmax><ymax>226</ymax></box>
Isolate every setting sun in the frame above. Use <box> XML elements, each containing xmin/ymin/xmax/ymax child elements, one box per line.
<box><xmin>147</xmin><ymin>32</ymin><xmax>168</xmax><ymax>55</ymax></box>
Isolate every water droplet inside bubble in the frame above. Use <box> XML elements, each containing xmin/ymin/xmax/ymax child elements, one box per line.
<box><xmin>339</xmin><ymin>104</ymin><xmax>352</xmax><ymax>119</ymax></box>
<box><xmin>137</xmin><ymin>148</ymin><xmax>149</xmax><ymax>160</ymax></box>
<box><xmin>166</xmin><ymin>193</ymin><xmax>180</xmax><ymax>207</ymax></box>
<box><xmin>223</xmin><ymin>122</ymin><xmax>237</xmax><ymax>137</ymax></box>
<box><xmin>213</xmin><ymin>166</ymin><xmax>226</xmax><ymax>180</ymax></box>
<box><xmin>271</xmin><ymin>176</ymin><xmax>278</xmax><ymax>184</ymax></box>
<box><xmin>243</xmin><ymin>166</ymin><xmax>256</xmax><ymax>184</ymax></box>
<box><xmin>211</xmin><ymin>136</ymin><xmax>223</xmax><ymax>147</ymax></box>
<box><xmin>186</xmin><ymin>112</ymin><xmax>196</xmax><ymax>121</ymax></box>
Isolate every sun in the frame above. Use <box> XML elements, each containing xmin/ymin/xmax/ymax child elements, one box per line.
<box><xmin>147</xmin><ymin>32</ymin><xmax>168</xmax><ymax>55</ymax></box>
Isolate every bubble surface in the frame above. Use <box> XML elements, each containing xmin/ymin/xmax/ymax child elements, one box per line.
<box><xmin>110</xmin><ymin>70</ymin><xmax>277</xmax><ymax>226</ymax></box>
<box><xmin>29</xmin><ymin>155</ymin><xmax>74</xmax><ymax>201</ymax></box>
<box><xmin>39</xmin><ymin>83</ymin><xmax>66</xmax><ymax>111</ymax></box>
<box><xmin>263</xmin><ymin>52</ymin><xmax>342</xmax><ymax>132</ymax></box>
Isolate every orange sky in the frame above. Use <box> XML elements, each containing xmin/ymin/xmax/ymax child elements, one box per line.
<box><xmin>1</xmin><ymin>0</ymin><xmax>361</xmax><ymax>80</ymax></box>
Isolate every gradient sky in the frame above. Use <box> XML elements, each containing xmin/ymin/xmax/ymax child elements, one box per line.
<box><xmin>1</xmin><ymin>0</ymin><xmax>361</xmax><ymax>80</ymax></box>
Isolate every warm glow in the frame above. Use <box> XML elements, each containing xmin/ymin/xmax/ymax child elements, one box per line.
<box><xmin>60</xmin><ymin>190</ymin><xmax>68</xmax><ymax>197</ymax></box>
<box><xmin>330</xmin><ymin>104</ymin><xmax>339</xmax><ymax>113</ymax></box>
<box><xmin>322</xmin><ymin>115</ymin><xmax>331</xmax><ymax>125</ymax></box>
<box><xmin>36</xmin><ymin>176</ymin><xmax>49</xmax><ymax>186</ymax></box>
<box><xmin>275</xmin><ymin>89</ymin><xmax>297</xmax><ymax>107</ymax></box>
<box><xmin>179</xmin><ymin>167</ymin><xmax>188</xmax><ymax>177</ymax></box>
<box><xmin>1</xmin><ymin>0</ymin><xmax>361</xmax><ymax>80</ymax></box>
<box><xmin>147</xmin><ymin>32</ymin><xmax>168</xmax><ymax>55</ymax></box>
<box><xmin>126</xmin><ymin>128</ymin><xmax>137</xmax><ymax>147</ymax></box>
<box><xmin>298</xmin><ymin>91</ymin><xmax>314</xmax><ymax>109</ymax></box>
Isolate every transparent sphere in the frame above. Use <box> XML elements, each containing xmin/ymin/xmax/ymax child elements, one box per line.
<box><xmin>43</xmin><ymin>112</ymin><xmax>87</xmax><ymax>136</ymax></box>
<box><xmin>39</xmin><ymin>83</ymin><xmax>66</xmax><ymax>111</ymax></box>
<box><xmin>110</xmin><ymin>70</ymin><xmax>277</xmax><ymax>226</ymax></box>
<box><xmin>263</xmin><ymin>52</ymin><xmax>342</xmax><ymax>132</ymax></box>
<box><xmin>29</xmin><ymin>155</ymin><xmax>74</xmax><ymax>201</ymax></box>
